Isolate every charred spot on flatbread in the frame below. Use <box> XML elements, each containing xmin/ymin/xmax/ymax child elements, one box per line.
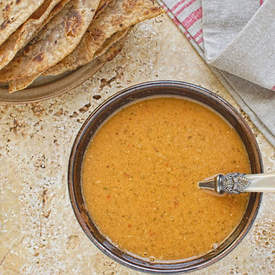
<box><xmin>65</xmin><ymin>10</ymin><xmax>82</xmax><ymax>37</ymax></box>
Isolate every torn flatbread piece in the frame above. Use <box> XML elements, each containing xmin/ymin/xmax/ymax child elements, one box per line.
<box><xmin>0</xmin><ymin>0</ymin><xmax>101</xmax><ymax>82</ymax></box>
<box><xmin>45</xmin><ymin>0</ymin><xmax>163</xmax><ymax>76</ymax></box>
<box><xmin>0</xmin><ymin>0</ymin><xmax>71</xmax><ymax>70</ymax></box>
<box><xmin>0</xmin><ymin>0</ymin><xmax>45</xmax><ymax>46</ymax></box>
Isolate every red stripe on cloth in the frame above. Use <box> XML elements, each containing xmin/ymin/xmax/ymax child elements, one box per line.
<box><xmin>181</xmin><ymin>7</ymin><xmax>202</xmax><ymax>29</ymax></box>
<box><xmin>193</xmin><ymin>28</ymin><xmax>202</xmax><ymax>39</ymax></box>
<box><xmin>175</xmin><ymin>0</ymin><xmax>197</xmax><ymax>16</ymax></box>
<box><xmin>173</xmin><ymin>16</ymin><xmax>181</xmax><ymax>26</ymax></box>
<box><xmin>197</xmin><ymin>37</ymin><xmax>203</xmax><ymax>44</ymax></box>
<box><xmin>183</xmin><ymin>31</ymin><xmax>192</xmax><ymax>40</ymax></box>
<box><xmin>272</xmin><ymin>85</ymin><xmax>275</xmax><ymax>91</ymax></box>
<box><xmin>171</xmin><ymin>0</ymin><xmax>187</xmax><ymax>12</ymax></box>
<box><xmin>260</xmin><ymin>0</ymin><xmax>263</xmax><ymax>6</ymax></box>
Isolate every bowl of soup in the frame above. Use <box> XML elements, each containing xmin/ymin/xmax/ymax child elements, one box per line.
<box><xmin>68</xmin><ymin>81</ymin><xmax>262</xmax><ymax>273</ymax></box>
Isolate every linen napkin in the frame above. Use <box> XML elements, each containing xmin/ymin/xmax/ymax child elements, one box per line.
<box><xmin>158</xmin><ymin>0</ymin><xmax>275</xmax><ymax>147</ymax></box>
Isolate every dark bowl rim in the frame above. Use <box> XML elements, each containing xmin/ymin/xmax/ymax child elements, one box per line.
<box><xmin>68</xmin><ymin>80</ymin><xmax>263</xmax><ymax>273</ymax></box>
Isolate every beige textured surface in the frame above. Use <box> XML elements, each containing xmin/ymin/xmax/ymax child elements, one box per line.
<box><xmin>0</xmin><ymin>15</ymin><xmax>274</xmax><ymax>274</ymax></box>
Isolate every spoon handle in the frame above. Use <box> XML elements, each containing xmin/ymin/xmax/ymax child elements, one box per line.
<box><xmin>245</xmin><ymin>173</ymin><xmax>275</xmax><ymax>192</ymax></box>
<box><xmin>198</xmin><ymin>172</ymin><xmax>275</xmax><ymax>194</ymax></box>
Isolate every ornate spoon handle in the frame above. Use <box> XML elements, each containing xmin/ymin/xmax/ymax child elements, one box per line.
<box><xmin>198</xmin><ymin>172</ymin><xmax>275</xmax><ymax>195</ymax></box>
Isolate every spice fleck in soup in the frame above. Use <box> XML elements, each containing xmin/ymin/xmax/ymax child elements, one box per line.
<box><xmin>82</xmin><ymin>97</ymin><xmax>250</xmax><ymax>260</ymax></box>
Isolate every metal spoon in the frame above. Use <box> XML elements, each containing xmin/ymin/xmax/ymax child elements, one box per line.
<box><xmin>198</xmin><ymin>172</ymin><xmax>275</xmax><ymax>195</ymax></box>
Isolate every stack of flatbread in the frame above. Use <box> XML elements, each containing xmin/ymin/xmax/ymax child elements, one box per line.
<box><xmin>0</xmin><ymin>0</ymin><xmax>162</xmax><ymax>93</ymax></box>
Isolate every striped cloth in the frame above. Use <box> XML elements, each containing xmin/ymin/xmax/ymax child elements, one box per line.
<box><xmin>158</xmin><ymin>0</ymin><xmax>264</xmax><ymax>58</ymax></box>
<box><xmin>158</xmin><ymin>0</ymin><xmax>204</xmax><ymax>54</ymax></box>
<box><xmin>158</xmin><ymin>0</ymin><xmax>275</xmax><ymax>147</ymax></box>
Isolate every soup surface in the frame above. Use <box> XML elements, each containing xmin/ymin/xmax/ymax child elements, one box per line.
<box><xmin>82</xmin><ymin>97</ymin><xmax>250</xmax><ymax>260</ymax></box>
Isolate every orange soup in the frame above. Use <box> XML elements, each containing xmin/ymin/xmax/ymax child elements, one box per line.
<box><xmin>82</xmin><ymin>97</ymin><xmax>250</xmax><ymax>260</ymax></box>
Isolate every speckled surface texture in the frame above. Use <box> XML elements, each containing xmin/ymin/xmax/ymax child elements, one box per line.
<box><xmin>0</xmin><ymin>15</ymin><xmax>274</xmax><ymax>275</ymax></box>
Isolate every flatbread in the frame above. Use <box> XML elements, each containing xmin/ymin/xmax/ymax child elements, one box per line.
<box><xmin>8</xmin><ymin>28</ymin><xmax>129</xmax><ymax>93</ymax></box>
<box><xmin>94</xmin><ymin>0</ymin><xmax>114</xmax><ymax>19</ymax></box>
<box><xmin>44</xmin><ymin>0</ymin><xmax>163</xmax><ymax>76</ymax></box>
<box><xmin>8</xmin><ymin>73</ymin><xmax>41</xmax><ymax>93</ymax></box>
<box><xmin>8</xmin><ymin>28</ymin><xmax>130</xmax><ymax>93</ymax></box>
<box><xmin>0</xmin><ymin>0</ymin><xmax>45</xmax><ymax>46</ymax></box>
<box><xmin>0</xmin><ymin>0</ymin><xmax>101</xmax><ymax>82</ymax></box>
<box><xmin>94</xmin><ymin>29</ymin><xmax>129</xmax><ymax>59</ymax></box>
<box><xmin>92</xmin><ymin>29</ymin><xmax>129</xmax><ymax>67</ymax></box>
<box><xmin>0</xmin><ymin>0</ymin><xmax>71</xmax><ymax>70</ymax></box>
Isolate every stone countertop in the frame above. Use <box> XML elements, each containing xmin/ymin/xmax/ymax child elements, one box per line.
<box><xmin>0</xmin><ymin>15</ymin><xmax>274</xmax><ymax>275</ymax></box>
